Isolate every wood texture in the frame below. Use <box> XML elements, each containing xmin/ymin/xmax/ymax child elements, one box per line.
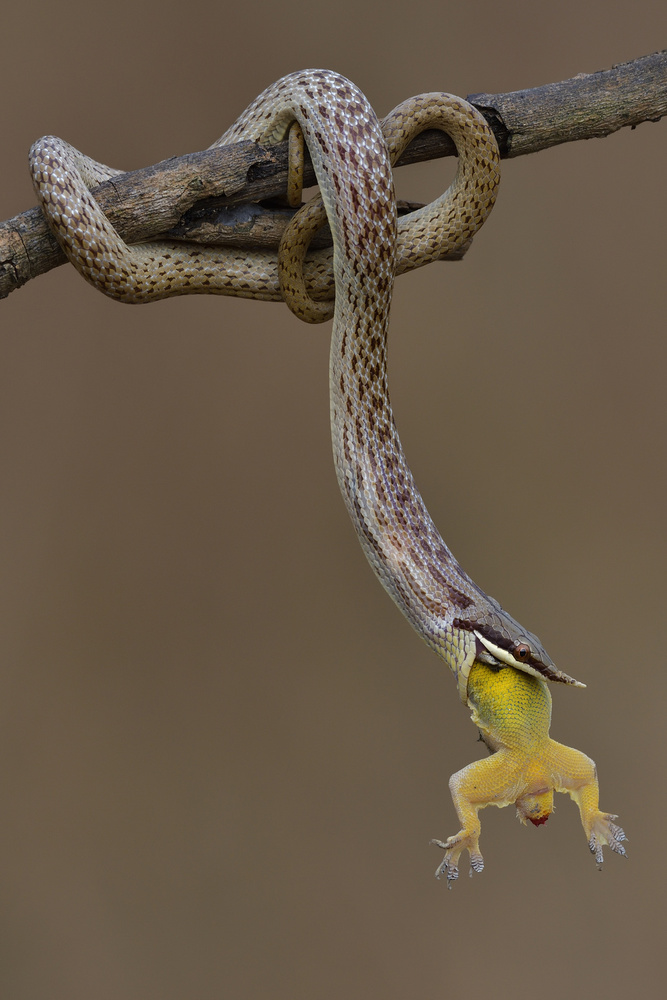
<box><xmin>1</xmin><ymin>50</ymin><xmax>665</xmax><ymax>300</ymax></box>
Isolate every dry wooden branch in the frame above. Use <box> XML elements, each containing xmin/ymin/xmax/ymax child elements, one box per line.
<box><xmin>1</xmin><ymin>50</ymin><xmax>665</xmax><ymax>300</ymax></box>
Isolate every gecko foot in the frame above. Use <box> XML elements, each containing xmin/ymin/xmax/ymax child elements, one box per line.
<box><xmin>431</xmin><ymin>836</ymin><xmax>484</xmax><ymax>889</ymax></box>
<box><xmin>588</xmin><ymin>813</ymin><xmax>628</xmax><ymax>869</ymax></box>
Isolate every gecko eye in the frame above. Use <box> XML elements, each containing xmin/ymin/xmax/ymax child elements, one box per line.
<box><xmin>514</xmin><ymin>643</ymin><xmax>530</xmax><ymax>660</ymax></box>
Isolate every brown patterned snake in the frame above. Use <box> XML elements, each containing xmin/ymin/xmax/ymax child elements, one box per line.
<box><xmin>29</xmin><ymin>69</ymin><xmax>584</xmax><ymax>702</ymax></box>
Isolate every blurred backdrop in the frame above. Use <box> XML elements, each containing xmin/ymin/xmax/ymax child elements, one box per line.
<box><xmin>1</xmin><ymin>2</ymin><xmax>665</xmax><ymax>997</ymax></box>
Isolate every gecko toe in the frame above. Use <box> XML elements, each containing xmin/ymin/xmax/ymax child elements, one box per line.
<box><xmin>469</xmin><ymin>853</ymin><xmax>484</xmax><ymax>876</ymax></box>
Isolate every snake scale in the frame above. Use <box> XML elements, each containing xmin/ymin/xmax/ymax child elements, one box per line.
<box><xmin>29</xmin><ymin>69</ymin><xmax>584</xmax><ymax>702</ymax></box>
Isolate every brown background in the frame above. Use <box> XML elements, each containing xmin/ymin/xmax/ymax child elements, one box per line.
<box><xmin>1</xmin><ymin>2</ymin><xmax>665</xmax><ymax>997</ymax></box>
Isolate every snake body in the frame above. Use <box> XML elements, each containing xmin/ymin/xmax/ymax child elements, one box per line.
<box><xmin>30</xmin><ymin>70</ymin><xmax>583</xmax><ymax>698</ymax></box>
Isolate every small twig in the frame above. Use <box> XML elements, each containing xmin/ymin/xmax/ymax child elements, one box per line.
<box><xmin>1</xmin><ymin>50</ymin><xmax>665</xmax><ymax>300</ymax></box>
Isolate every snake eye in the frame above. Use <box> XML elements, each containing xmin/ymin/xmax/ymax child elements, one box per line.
<box><xmin>514</xmin><ymin>643</ymin><xmax>530</xmax><ymax>660</ymax></box>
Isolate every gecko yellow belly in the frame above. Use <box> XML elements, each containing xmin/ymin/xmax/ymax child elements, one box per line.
<box><xmin>432</xmin><ymin>661</ymin><xmax>627</xmax><ymax>886</ymax></box>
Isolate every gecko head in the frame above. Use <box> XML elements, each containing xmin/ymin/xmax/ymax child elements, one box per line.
<box><xmin>516</xmin><ymin>789</ymin><xmax>554</xmax><ymax>827</ymax></box>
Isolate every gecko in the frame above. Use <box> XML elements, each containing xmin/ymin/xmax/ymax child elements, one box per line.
<box><xmin>432</xmin><ymin>660</ymin><xmax>628</xmax><ymax>886</ymax></box>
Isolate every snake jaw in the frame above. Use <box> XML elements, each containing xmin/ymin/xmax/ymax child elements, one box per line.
<box><xmin>473</xmin><ymin>629</ymin><xmax>586</xmax><ymax>688</ymax></box>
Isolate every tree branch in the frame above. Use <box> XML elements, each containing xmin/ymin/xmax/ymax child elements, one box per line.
<box><xmin>2</xmin><ymin>50</ymin><xmax>665</xmax><ymax>300</ymax></box>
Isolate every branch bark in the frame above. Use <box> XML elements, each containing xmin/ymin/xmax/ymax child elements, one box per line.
<box><xmin>2</xmin><ymin>50</ymin><xmax>665</xmax><ymax>301</ymax></box>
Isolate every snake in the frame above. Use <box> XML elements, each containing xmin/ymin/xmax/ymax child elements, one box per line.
<box><xmin>29</xmin><ymin>69</ymin><xmax>584</xmax><ymax>700</ymax></box>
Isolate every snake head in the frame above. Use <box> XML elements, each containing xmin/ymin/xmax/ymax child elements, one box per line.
<box><xmin>459</xmin><ymin>599</ymin><xmax>586</xmax><ymax>687</ymax></box>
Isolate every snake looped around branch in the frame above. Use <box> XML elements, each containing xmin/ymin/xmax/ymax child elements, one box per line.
<box><xmin>29</xmin><ymin>69</ymin><xmax>584</xmax><ymax>701</ymax></box>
